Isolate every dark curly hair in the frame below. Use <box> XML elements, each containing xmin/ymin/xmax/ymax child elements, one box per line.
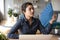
<box><xmin>21</xmin><ymin>2</ymin><xmax>33</xmax><ymax>13</ymax></box>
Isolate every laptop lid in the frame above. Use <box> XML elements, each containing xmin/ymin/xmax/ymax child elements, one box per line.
<box><xmin>19</xmin><ymin>34</ymin><xmax>53</xmax><ymax>40</ymax></box>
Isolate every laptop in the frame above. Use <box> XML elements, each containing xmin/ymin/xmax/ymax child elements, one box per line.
<box><xmin>19</xmin><ymin>34</ymin><xmax>53</xmax><ymax>40</ymax></box>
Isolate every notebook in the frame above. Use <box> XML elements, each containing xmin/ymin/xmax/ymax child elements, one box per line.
<box><xmin>19</xmin><ymin>34</ymin><xmax>53</xmax><ymax>40</ymax></box>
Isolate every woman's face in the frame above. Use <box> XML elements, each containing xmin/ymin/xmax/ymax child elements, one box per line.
<box><xmin>24</xmin><ymin>5</ymin><xmax>34</xmax><ymax>17</ymax></box>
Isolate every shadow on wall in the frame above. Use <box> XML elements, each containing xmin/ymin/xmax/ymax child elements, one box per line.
<box><xmin>0</xmin><ymin>11</ymin><xmax>4</xmax><ymax>23</ymax></box>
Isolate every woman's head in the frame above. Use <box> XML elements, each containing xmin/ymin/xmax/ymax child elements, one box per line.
<box><xmin>21</xmin><ymin>2</ymin><xmax>34</xmax><ymax>18</ymax></box>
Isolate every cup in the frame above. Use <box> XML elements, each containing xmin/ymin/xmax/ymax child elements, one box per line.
<box><xmin>55</xmin><ymin>29</ymin><xmax>58</xmax><ymax>34</ymax></box>
<box><xmin>58</xmin><ymin>38</ymin><xmax>60</xmax><ymax>40</ymax></box>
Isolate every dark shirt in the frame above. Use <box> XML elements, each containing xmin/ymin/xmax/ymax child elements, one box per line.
<box><xmin>7</xmin><ymin>16</ymin><xmax>52</xmax><ymax>39</ymax></box>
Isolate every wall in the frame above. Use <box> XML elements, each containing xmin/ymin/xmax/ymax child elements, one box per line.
<box><xmin>51</xmin><ymin>0</ymin><xmax>60</xmax><ymax>11</ymax></box>
<box><xmin>0</xmin><ymin>0</ymin><xmax>4</xmax><ymax>22</ymax></box>
<box><xmin>4</xmin><ymin>0</ymin><xmax>48</xmax><ymax>19</ymax></box>
<box><xmin>5</xmin><ymin>0</ymin><xmax>14</xmax><ymax>19</ymax></box>
<box><xmin>0</xmin><ymin>0</ymin><xmax>4</xmax><ymax>15</ymax></box>
<box><xmin>3</xmin><ymin>0</ymin><xmax>60</xmax><ymax>19</ymax></box>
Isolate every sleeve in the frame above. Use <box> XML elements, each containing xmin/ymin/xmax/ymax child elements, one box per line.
<box><xmin>38</xmin><ymin>20</ymin><xmax>52</xmax><ymax>34</ymax></box>
<box><xmin>7</xmin><ymin>19</ymin><xmax>22</xmax><ymax>39</ymax></box>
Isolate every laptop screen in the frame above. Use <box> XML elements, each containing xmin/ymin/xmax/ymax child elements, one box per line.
<box><xmin>19</xmin><ymin>34</ymin><xmax>52</xmax><ymax>40</ymax></box>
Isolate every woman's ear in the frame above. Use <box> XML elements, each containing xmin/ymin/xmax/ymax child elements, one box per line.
<box><xmin>23</xmin><ymin>11</ymin><xmax>25</xmax><ymax>14</ymax></box>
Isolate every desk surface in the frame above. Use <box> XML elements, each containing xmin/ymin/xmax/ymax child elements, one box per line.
<box><xmin>9</xmin><ymin>35</ymin><xmax>60</xmax><ymax>40</ymax></box>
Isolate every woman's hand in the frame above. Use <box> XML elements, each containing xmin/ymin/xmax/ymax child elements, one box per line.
<box><xmin>49</xmin><ymin>13</ymin><xmax>57</xmax><ymax>24</ymax></box>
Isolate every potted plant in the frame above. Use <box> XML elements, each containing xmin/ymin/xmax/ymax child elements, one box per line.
<box><xmin>0</xmin><ymin>32</ymin><xmax>8</xmax><ymax>40</ymax></box>
<box><xmin>8</xmin><ymin>8</ymin><xmax>13</xmax><ymax>17</ymax></box>
<box><xmin>12</xmin><ymin>9</ymin><xmax>19</xmax><ymax>22</ymax></box>
<box><xmin>8</xmin><ymin>8</ymin><xmax>19</xmax><ymax>22</ymax></box>
<box><xmin>12</xmin><ymin>9</ymin><xmax>19</xmax><ymax>17</ymax></box>
<box><xmin>13</xmin><ymin>13</ymin><xmax>19</xmax><ymax>17</ymax></box>
<box><xmin>7</xmin><ymin>8</ymin><xmax>14</xmax><ymax>24</ymax></box>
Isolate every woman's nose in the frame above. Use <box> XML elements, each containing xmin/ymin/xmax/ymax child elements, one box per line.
<box><xmin>31</xmin><ymin>9</ymin><xmax>34</xmax><ymax>12</ymax></box>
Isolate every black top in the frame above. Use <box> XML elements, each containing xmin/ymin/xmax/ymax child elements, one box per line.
<box><xmin>7</xmin><ymin>16</ymin><xmax>52</xmax><ymax>39</ymax></box>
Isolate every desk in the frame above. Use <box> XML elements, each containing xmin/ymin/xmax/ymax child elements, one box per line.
<box><xmin>9</xmin><ymin>39</ymin><xmax>19</xmax><ymax>40</ymax></box>
<box><xmin>9</xmin><ymin>35</ymin><xmax>60</xmax><ymax>40</ymax></box>
<box><xmin>51</xmin><ymin>35</ymin><xmax>58</xmax><ymax>40</ymax></box>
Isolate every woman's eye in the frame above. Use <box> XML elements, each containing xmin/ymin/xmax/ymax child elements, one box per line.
<box><xmin>28</xmin><ymin>8</ymin><xmax>31</xmax><ymax>11</ymax></box>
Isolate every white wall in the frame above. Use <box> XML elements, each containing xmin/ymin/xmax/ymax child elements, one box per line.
<box><xmin>5</xmin><ymin>0</ymin><xmax>14</xmax><ymax>19</ymax></box>
<box><xmin>5</xmin><ymin>0</ymin><xmax>47</xmax><ymax>18</ymax></box>
<box><xmin>0</xmin><ymin>0</ymin><xmax>4</xmax><ymax>15</ymax></box>
<box><xmin>51</xmin><ymin>0</ymin><xmax>60</xmax><ymax>11</ymax></box>
<box><xmin>0</xmin><ymin>0</ymin><xmax>4</xmax><ymax>21</ymax></box>
<box><xmin>15</xmin><ymin>0</ymin><xmax>46</xmax><ymax>17</ymax></box>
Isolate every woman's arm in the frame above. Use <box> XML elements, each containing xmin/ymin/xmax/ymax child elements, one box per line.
<box><xmin>38</xmin><ymin>20</ymin><xmax>52</xmax><ymax>34</ymax></box>
<box><xmin>7</xmin><ymin>20</ymin><xmax>22</xmax><ymax>39</ymax></box>
<box><xmin>39</xmin><ymin>13</ymin><xmax>57</xmax><ymax>34</ymax></box>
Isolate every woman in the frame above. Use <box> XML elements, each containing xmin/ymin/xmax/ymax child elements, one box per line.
<box><xmin>7</xmin><ymin>2</ymin><xmax>56</xmax><ymax>39</ymax></box>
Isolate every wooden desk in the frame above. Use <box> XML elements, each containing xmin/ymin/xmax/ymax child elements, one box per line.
<box><xmin>9</xmin><ymin>39</ymin><xmax>19</xmax><ymax>40</ymax></box>
<box><xmin>9</xmin><ymin>35</ymin><xmax>60</xmax><ymax>40</ymax></box>
<box><xmin>51</xmin><ymin>35</ymin><xmax>58</xmax><ymax>40</ymax></box>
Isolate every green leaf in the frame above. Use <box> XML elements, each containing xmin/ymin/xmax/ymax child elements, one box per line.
<box><xmin>8</xmin><ymin>8</ymin><xmax>13</xmax><ymax>17</ymax></box>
